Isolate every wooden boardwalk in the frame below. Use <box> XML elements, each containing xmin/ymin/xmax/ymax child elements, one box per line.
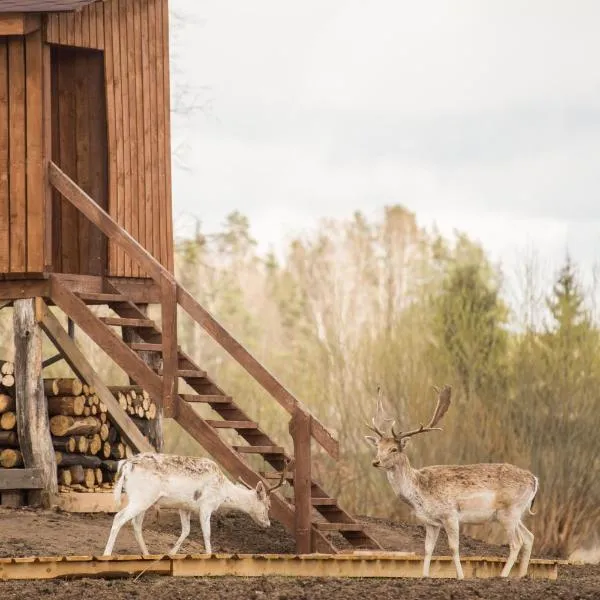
<box><xmin>0</xmin><ymin>552</ymin><xmax>562</xmax><ymax>581</ymax></box>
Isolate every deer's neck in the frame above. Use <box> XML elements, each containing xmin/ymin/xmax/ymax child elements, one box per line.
<box><xmin>387</xmin><ymin>453</ymin><xmax>419</xmax><ymax>506</ymax></box>
<box><xmin>220</xmin><ymin>480</ymin><xmax>255</xmax><ymax>512</ymax></box>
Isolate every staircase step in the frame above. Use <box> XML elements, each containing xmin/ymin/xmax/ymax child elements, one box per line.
<box><xmin>100</xmin><ymin>317</ymin><xmax>156</xmax><ymax>328</ymax></box>
<box><xmin>75</xmin><ymin>292</ymin><xmax>126</xmax><ymax>304</ymax></box>
<box><xmin>179</xmin><ymin>394</ymin><xmax>232</xmax><ymax>404</ymax></box>
<box><xmin>205</xmin><ymin>420</ymin><xmax>258</xmax><ymax>429</ymax></box>
<box><xmin>176</xmin><ymin>369</ymin><xmax>207</xmax><ymax>379</ymax></box>
<box><xmin>313</xmin><ymin>522</ymin><xmax>364</xmax><ymax>532</ymax></box>
<box><xmin>233</xmin><ymin>445</ymin><xmax>284</xmax><ymax>455</ymax></box>
<box><xmin>311</xmin><ymin>498</ymin><xmax>338</xmax><ymax>506</ymax></box>
<box><xmin>128</xmin><ymin>342</ymin><xmax>165</xmax><ymax>352</ymax></box>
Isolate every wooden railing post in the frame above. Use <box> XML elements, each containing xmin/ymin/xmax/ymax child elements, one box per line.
<box><xmin>160</xmin><ymin>275</ymin><xmax>178</xmax><ymax>419</ymax></box>
<box><xmin>289</xmin><ymin>407</ymin><xmax>312</xmax><ymax>554</ymax></box>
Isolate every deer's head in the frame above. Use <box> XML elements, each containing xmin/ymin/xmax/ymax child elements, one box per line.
<box><xmin>364</xmin><ymin>385</ymin><xmax>452</xmax><ymax>470</ymax></box>
<box><xmin>238</xmin><ymin>459</ymin><xmax>290</xmax><ymax>527</ymax></box>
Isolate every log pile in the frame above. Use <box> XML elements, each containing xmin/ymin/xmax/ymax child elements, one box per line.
<box><xmin>1</xmin><ymin>371</ymin><xmax>158</xmax><ymax>497</ymax></box>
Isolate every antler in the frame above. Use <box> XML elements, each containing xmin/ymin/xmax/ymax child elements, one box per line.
<box><xmin>267</xmin><ymin>457</ymin><xmax>291</xmax><ymax>493</ymax></box>
<box><xmin>392</xmin><ymin>385</ymin><xmax>452</xmax><ymax>441</ymax></box>
<box><xmin>365</xmin><ymin>385</ymin><xmax>395</xmax><ymax>438</ymax></box>
<box><xmin>238</xmin><ymin>458</ymin><xmax>291</xmax><ymax>493</ymax></box>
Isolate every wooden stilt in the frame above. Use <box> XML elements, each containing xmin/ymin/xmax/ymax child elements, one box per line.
<box><xmin>13</xmin><ymin>298</ymin><xmax>58</xmax><ymax>507</ymax></box>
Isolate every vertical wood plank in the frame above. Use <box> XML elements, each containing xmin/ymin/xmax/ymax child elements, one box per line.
<box><xmin>88</xmin><ymin>53</ymin><xmax>108</xmax><ymax>276</ymax></box>
<box><xmin>68</xmin><ymin>12</ymin><xmax>76</xmax><ymax>47</ymax></box>
<box><xmin>81</xmin><ymin>5</ymin><xmax>90</xmax><ymax>48</ymax></box>
<box><xmin>57</xmin><ymin>49</ymin><xmax>79</xmax><ymax>273</ymax></box>
<box><xmin>126</xmin><ymin>0</ymin><xmax>139</xmax><ymax>277</ymax></box>
<box><xmin>0</xmin><ymin>41</ymin><xmax>9</xmax><ymax>273</ymax></box>
<box><xmin>162</xmin><ymin>0</ymin><xmax>173</xmax><ymax>272</ymax></box>
<box><xmin>58</xmin><ymin>12</ymin><xmax>67</xmax><ymax>43</ymax></box>
<box><xmin>96</xmin><ymin>1</ymin><xmax>104</xmax><ymax>50</ymax></box>
<box><xmin>119</xmin><ymin>0</ymin><xmax>132</xmax><ymax>277</ymax></box>
<box><xmin>160</xmin><ymin>275</ymin><xmax>177</xmax><ymax>418</ymax></box>
<box><xmin>74</xmin><ymin>9</ymin><xmax>83</xmax><ymax>47</ymax></box>
<box><xmin>42</xmin><ymin>44</ymin><xmax>52</xmax><ymax>271</ymax></box>
<box><xmin>25</xmin><ymin>30</ymin><xmax>44</xmax><ymax>273</ymax></box>
<box><xmin>8</xmin><ymin>38</ymin><xmax>27</xmax><ymax>273</ymax></box>
<box><xmin>50</xmin><ymin>49</ymin><xmax>62</xmax><ymax>272</ymax></box>
<box><xmin>74</xmin><ymin>53</ymin><xmax>90</xmax><ymax>274</ymax></box>
<box><xmin>46</xmin><ymin>14</ymin><xmax>58</xmax><ymax>44</ymax></box>
<box><xmin>148</xmin><ymin>0</ymin><xmax>159</xmax><ymax>266</ymax></box>
<box><xmin>134</xmin><ymin>0</ymin><xmax>146</xmax><ymax>276</ymax></box>
<box><xmin>290</xmin><ymin>408</ymin><xmax>313</xmax><ymax>554</ymax></box>
<box><xmin>112</xmin><ymin>0</ymin><xmax>125</xmax><ymax>277</ymax></box>
<box><xmin>156</xmin><ymin>0</ymin><xmax>167</xmax><ymax>270</ymax></box>
<box><xmin>141</xmin><ymin>0</ymin><xmax>153</xmax><ymax>266</ymax></box>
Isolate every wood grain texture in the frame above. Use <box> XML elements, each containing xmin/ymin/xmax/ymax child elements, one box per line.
<box><xmin>25</xmin><ymin>29</ymin><xmax>44</xmax><ymax>272</ymax></box>
<box><xmin>13</xmin><ymin>299</ymin><xmax>58</xmax><ymax>506</ymax></box>
<box><xmin>8</xmin><ymin>37</ymin><xmax>26</xmax><ymax>273</ymax></box>
<box><xmin>0</xmin><ymin>41</ymin><xmax>9</xmax><ymax>272</ymax></box>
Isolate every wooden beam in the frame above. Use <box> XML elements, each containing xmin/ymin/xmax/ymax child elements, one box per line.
<box><xmin>0</xmin><ymin>280</ymin><xmax>49</xmax><ymax>301</ymax></box>
<box><xmin>290</xmin><ymin>407</ymin><xmax>312</xmax><ymax>553</ymax></box>
<box><xmin>13</xmin><ymin>299</ymin><xmax>57</xmax><ymax>507</ymax></box>
<box><xmin>0</xmin><ymin>14</ymin><xmax>41</xmax><ymax>36</ymax></box>
<box><xmin>177</xmin><ymin>286</ymin><xmax>339</xmax><ymax>459</ymax></box>
<box><xmin>0</xmin><ymin>468</ymin><xmax>43</xmax><ymax>490</ymax></box>
<box><xmin>35</xmin><ymin>297</ymin><xmax>154</xmax><ymax>454</ymax></box>
<box><xmin>160</xmin><ymin>274</ymin><xmax>177</xmax><ymax>418</ymax></box>
<box><xmin>48</xmin><ymin>162</ymin><xmax>168</xmax><ymax>283</ymax></box>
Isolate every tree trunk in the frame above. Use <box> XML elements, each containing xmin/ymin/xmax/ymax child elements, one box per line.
<box><xmin>122</xmin><ymin>304</ymin><xmax>164</xmax><ymax>452</ymax></box>
<box><xmin>14</xmin><ymin>299</ymin><xmax>58</xmax><ymax>506</ymax></box>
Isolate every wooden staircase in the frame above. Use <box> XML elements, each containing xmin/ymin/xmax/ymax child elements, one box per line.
<box><xmin>47</xmin><ymin>162</ymin><xmax>382</xmax><ymax>554</ymax></box>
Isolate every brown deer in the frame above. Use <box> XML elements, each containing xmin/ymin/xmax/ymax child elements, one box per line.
<box><xmin>364</xmin><ymin>385</ymin><xmax>538</xmax><ymax>579</ymax></box>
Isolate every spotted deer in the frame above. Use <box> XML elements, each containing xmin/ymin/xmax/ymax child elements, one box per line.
<box><xmin>102</xmin><ymin>453</ymin><xmax>288</xmax><ymax>556</ymax></box>
<box><xmin>364</xmin><ymin>385</ymin><xmax>538</xmax><ymax>579</ymax></box>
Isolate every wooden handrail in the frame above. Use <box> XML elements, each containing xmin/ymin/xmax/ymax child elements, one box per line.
<box><xmin>48</xmin><ymin>162</ymin><xmax>339</xmax><ymax>458</ymax></box>
<box><xmin>49</xmin><ymin>162</ymin><xmax>171</xmax><ymax>285</ymax></box>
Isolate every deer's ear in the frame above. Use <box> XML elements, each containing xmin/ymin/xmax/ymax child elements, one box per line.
<box><xmin>364</xmin><ymin>436</ymin><xmax>379</xmax><ymax>448</ymax></box>
<box><xmin>256</xmin><ymin>481</ymin><xmax>267</xmax><ymax>500</ymax></box>
<box><xmin>400</xmin><ymin>438</ymin><xmax>409</xmax><ymax>449</ymax></box>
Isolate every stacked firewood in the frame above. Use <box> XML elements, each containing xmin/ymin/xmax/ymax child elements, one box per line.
<box><xmin>45</xmin><ymin>379</ymin><xmax>156</xmax><ymax>494</ymax></box>
<box><xmin>0</xmin><ymin>361</ymin><xmax>18</xmax><ymax>470</ymax></box>
<box><xmin>0</xmin><ymin>369</ymin><xmax>158</xmax><ymax>495</ymax></box>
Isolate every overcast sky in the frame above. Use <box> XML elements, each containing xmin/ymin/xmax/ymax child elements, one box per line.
<box><xmin>168</xmin><ymin>0</ymin><xmax>600</xmax><ymax>304</ymax></box>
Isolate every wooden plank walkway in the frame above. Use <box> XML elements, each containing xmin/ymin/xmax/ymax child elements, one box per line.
<box><xmin>0</xmin><ymin>553</ymin><xmax>562</xmax><ymax>581</ymax></box>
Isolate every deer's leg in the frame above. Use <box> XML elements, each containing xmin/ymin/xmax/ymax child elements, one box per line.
<box><xmin>443</xmin><ymin>518</ymin><xmax>464</xmax><ymax>579</ymax></box>
<box><xmin>516</xmin><ymin>521</ymin><xmax>534</xmax><ymax>578</ymax></box>
<box><xmin>169</xmin><ymin>510</ymin><xmax>192</xmax><ymax>555</ymax></box>
<box><xmin>423</xmin><ymin>525</ymin><xmax>441</xmax><ymax>577</ymax></box>
<box><xmin>500</xmin><ymin>519</ymin><xmax>523</xmax><ymax>577</ymax></box>
<box><xmin>199</xmin><ymin>504</ymin><xmax>216</xmax><ymax>554</ymax></box>
<box><xmin>103</xmin><ymin>494</ymin><xmax>159</xmax><ymax>556</ymax></box>
<box><xmin>131</xmin><ymin>510</ymin><xmax>149</xmax><ymax>555</ymax></box>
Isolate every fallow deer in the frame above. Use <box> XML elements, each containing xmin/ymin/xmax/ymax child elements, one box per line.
<box><xmin>365</xmin><ymin>385</ymin><xmax>538</xmax><ymax>579</ymax></box>
<box><xmin>102</xmin><ymin>453</ymin><xmax>288</xmax><ymax>556</ymax></box>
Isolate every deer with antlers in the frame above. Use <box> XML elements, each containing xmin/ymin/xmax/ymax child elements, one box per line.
<box><xmin>102</xmin><ymin>453</ymin><xmax>289</xmax><ymax>556</ymax></box>
<box><xmin>365</xmin><ymin>385</ymin><xmax>538</xmax><ymax>579</ymax></box>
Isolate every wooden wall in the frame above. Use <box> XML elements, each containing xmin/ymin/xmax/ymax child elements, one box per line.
<box><xmin>51</xmin><ymin>46</ymin><xmax>108</xmax><ymax>276</ymax></box>
<box><xmin>45</xmin><ymin>0</ymin><xmax>174</xmax><ymax>277</ymax></box>
<box><xmin>0</xmin><ymin>31</ymin><xmax>45</xmax><ymax>274</ymax></box>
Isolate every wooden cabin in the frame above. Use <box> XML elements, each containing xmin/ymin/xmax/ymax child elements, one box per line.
<box><xmin>0</xmin><ymin>1</ymin><xmax>382</xmax><ymax>554</ymax></box>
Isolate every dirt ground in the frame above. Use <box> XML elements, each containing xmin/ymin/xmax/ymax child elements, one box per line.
<box><xmin>0</xmin><ymin>506</ymin><xmax>598</xmax><ymax>599</ymax></box>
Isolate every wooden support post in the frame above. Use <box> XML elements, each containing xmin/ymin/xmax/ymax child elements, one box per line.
<box><xmin>289</xmin><ymin>407</ymin><xmax>312</xmax><ymax>554</ymax></box>
<box><xmin>122</xmin><ymin>303</ymin><xmax>164</xmax><ymax>451</ymax></box>
<box><xmin>13</xmin><ymin>299</ymin><xmax>58</xmax><ymax>507</ymax></box>
<box><xmin>160</xmin><ymin>275</ymin><xmax>177</xmax><ymax>419</ymax></box>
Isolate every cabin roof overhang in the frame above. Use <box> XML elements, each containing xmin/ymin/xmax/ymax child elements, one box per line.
<box><xmin>0</xmin><ymin>0</ymin><xmax>96</xmax><ymax>12</ymax></box>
